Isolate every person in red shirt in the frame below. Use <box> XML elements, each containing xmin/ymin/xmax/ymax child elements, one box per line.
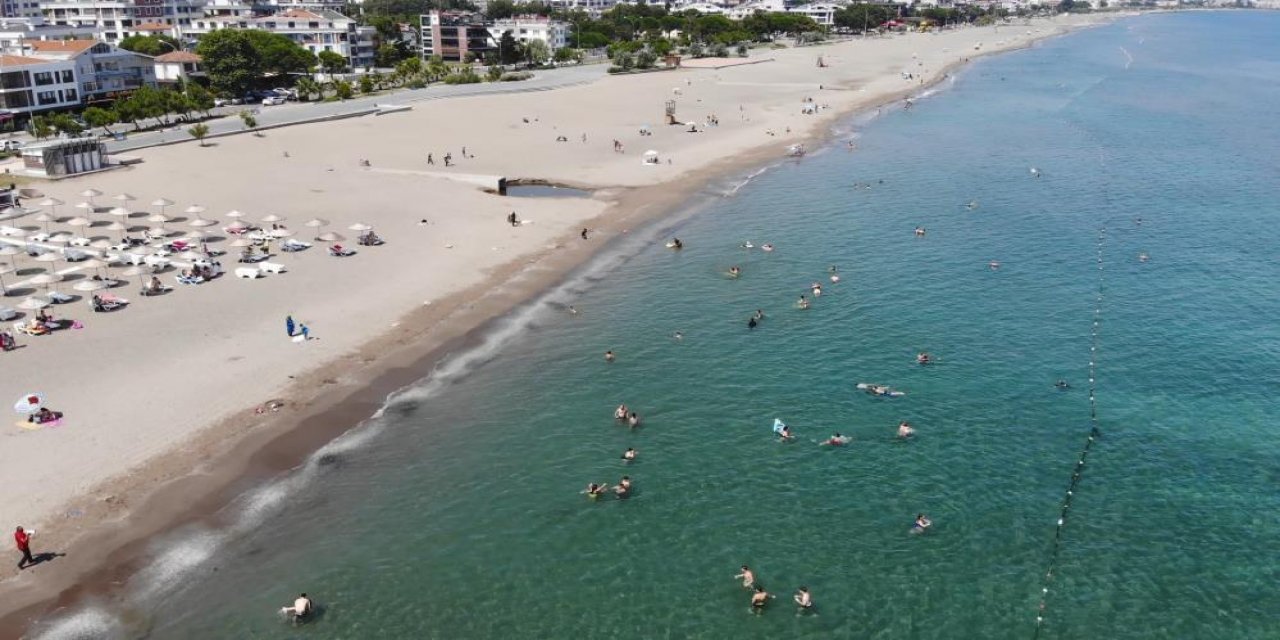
<box><xmin>15</xmin><ymin>526</ymin><xmax>34</xmax><ymax>570</ymax></box>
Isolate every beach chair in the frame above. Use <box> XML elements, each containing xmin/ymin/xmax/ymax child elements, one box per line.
<box><xmin>63</xmin><ymin>248</ymin><xmax>89</xmax><ymax>262</ymax></box>
<box><xmin>0</xmin><ymin>225</ymin><xmax>24</xmax><ymax>237</ymax></box>
<box><xmin>280</xmin><ymin>239</ymin><xmax>311</xmax><ymax>252</ymax></box>
<box><xmin>175</xmin><ymin>274</ymin><xmax>204</xmax><ymax>285</ymax></box>
<box><xmin>329</xmin><ymin>244</ymin><xmax>355</xmax><ymax>257</ymax></box>
<box><xmin>46</xmin><ymin>291</ymin><xmax>75</xmax><ymax>304</ymax></box>
<box><xmin>234</xmin><ymin>267</ymin><xmax>261</xmax><ymax>279</ymax></box>
<box><xmin>69</xmin><ymin>237</ymin><xmax>91</xmax><ymax>247</ymax></box>
<box><xmin>258</xmin><ymin>262</ymin><xmax>286</xmax><ymax>274</ymax></box>
<box><xmin>0</xmin><ymin>307</ymin><xmax>16</xmax><ymax>321</ymax></box>
<box><xmin>140</xmin><ymin>283</ymin><xmax>172</xmax><ymax>296</ymax></box>
<box><xmin>238</xmin><ymin>252</ymin><xmax>269</xmax><ymax>264</ymax></box>
<box><xmin>90</xmin><ymin>295</ymin><xmax>127</xmax><ymax>312</ymax></box>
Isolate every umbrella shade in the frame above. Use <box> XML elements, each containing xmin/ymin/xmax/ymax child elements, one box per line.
<box><xmin>13</xmin><ymin>393</ymin><xmax>43</xmax><ymax>414</ymax></box>
<box><xmin>79</xmin><ymin>189</ymin><xmax>103</xmax><ymax>198</ymax></box>
<box><xmin>261</xmin><ymin>214</ymin><xmax>286</xmax><ymax>223</ymax></box>
<box><xmin>225</xmin><ymin>210</ymin><xmax>246</xmax><ymax>219</ymax></box>
<box><xmin>184</xmin><ymin>205</ymin><xmax>206</xmax><ymax>215</ymax></box>
<box><xmin>189</xmin><ymin>218</ymin><xmax>216</xmax><ymax>228</ymax></box>
<box><xmin>316</xmin><ymin>232</ymin><xmax>345</xmax><ymax>242</ymax></box>
<box><xmin>73</xmin><ymin>280</ymin><xmax>106</xmax><ymax>293</ymax></box>
<box><xmin>270</xmin><ymin>229</ymin><xmax>293</xmax><ymax>239</ymax></box>
<box><xmin>147</xmin><ymin>213</ymin><xmax>172</xmax><ymax>224</ymax></box>
<box><xmin>348</xmin><ymin>223</ymin><xmax>372</xmax><ymax>232</ymax></box>
<box><xmin>230</xmin><ymin>238</ymin><xmax>255</xmax><ymax>248</ymax></box>
<box><xmin>65</xmin><ymin>217</ymin><xmax>92</xmax><ymax>227</ymax></box>
<box><xmin>37</xmin><ymin>198</ymin><xmax>64</xmax><ymax>207</ymax></box>
<box><xmin>113</xmin><ymin>193</ymin><xmax>136</xmax><ymax>203</ymax></box>
<box><xmin>18</xmin><ymin>295</ymin><xmax>49</xmax><ymax>309</ymax></box>
<box><xmin>303</xmin><ymin>218</ymin><xmax>329</xmax><ymax>228</ymax></box>
<box><xmin>120</xmin><ymin>265</ymin><xmax>146</xmax><ymax>277</ymax></box>
<box><xmin>108</xmin><ymin>207</ymin><xmax>131</xmax><ymax>218</ymax></box>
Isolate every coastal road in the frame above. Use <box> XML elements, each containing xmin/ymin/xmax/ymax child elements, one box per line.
<box><xmin>104</xmin><ymin>64</ymin><xmax>607</xmax><ymax>154</ymax></box>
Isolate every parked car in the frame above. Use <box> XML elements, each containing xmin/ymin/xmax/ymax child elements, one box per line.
<box><xmin>0</xmin><ymin>140</ymin><xmax>23</xmax><ymax>152</ymax></box>
<box><xmin>262</xmin><ymin>96</ymin><xmax>286</xmax><ymax>106</ymax></box>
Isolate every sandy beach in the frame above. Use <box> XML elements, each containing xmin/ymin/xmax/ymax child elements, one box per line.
<box><xmin>0</xmin><ymin>12</ymin><xmax>1124</xmax><ymax>631</ymax></box>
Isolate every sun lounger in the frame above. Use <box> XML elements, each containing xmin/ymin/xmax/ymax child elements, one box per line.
<box><xmin>234</xmin><ymin>267</ymin><xmax>261</xmax><ymax>279</ymax></box>
<box><xmin>239</xmin><ymin>252</ymin><xmax>269</xmax><ymax>263</ymax></box>
<box><xmin>144</xmin><ymin>256</ymin><xmax>170</xmax><ymax>269</ymax></box>
<box><xmin>280</xmin><ymin>239</ymin><xmax>311</xmax><ymax>252</ymax></box>
<box><xmin>27</xmin><ymin>232</ymin><xmax>50</xmax><ymax>243</ymax></box>
<box><xmin>176</xmin><ymin>274</ymin><xmax>204</xmax><ymax>285</ymax></box>
<box><xmin>329</xmin><ymin>245</ymin><xmax>356</xmax><ymax>257</ymax></box>
<box><xmin>46</xmin><ymin>291</ymin><xmax>75</xmax><ymax>304</ymax></box>
<box><xmin>91</xmin><ymin>295</ymin><xmax>128</xmax><ymax>312</ymax></box>
<box><xmin>63</xmin><ymin>248</ymin><xmax>89</xmax><ymax>261</ymax></box>
<box><xmin>0</xmin><ymin>307</ymin><xmax>16</xmax><ymax>321</ymax></box>
<box><xmin>140</xmin><ymin>284</ymin><xmax>172</xmax><ymax>296</ymax></box>
<box><xmin>69</xmin><ymin>237</ymin><xmax>91</xmax><ymax>247</ymax></box>
<box><xmin>145</xmin><ymin>229</ymin><xmax>168</xmax><ymax>241</ymax></box>
<box><xmin>0</xmin><ymin>226</ymin><xmax>24</xmax><ymax>237</ymax></box>
<box><xmin>258</xmin><ymin>261</ymin><xmax>286</xmax><ymax>274</ymax></box>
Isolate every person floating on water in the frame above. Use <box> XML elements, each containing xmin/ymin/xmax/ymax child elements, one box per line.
<box><xmin>1138</xmin><ymin>252</ymin><xmax>1149</xmax><ymax>263</ymax></box>
<box><xmin>605</xmin><ymin>350</ymin><xmax>615</xmax><ymax>363</ymax></box>
<box><xmin>811</xmin><ymin>282</ymin><xmax>822</xmax><ymax>297</ymax></box>
<box><xmin>797</xmin><ymin>295</ymin><xmax>810</xmax><ymax>310</ymax></box>
<box><xmin>622</xmin><ymin>448</ymin><xmax>637</xmax><ymax>462</ymax></box>
<box><xmin>567</xmin><ymin>305</ymin><xmax>578</xmax><ymax>315</ymax></box>
<box><xmin>1055</xmin><ymin>379</ymin><xmax>1071</xmax><ymax>390</ymax></box>
<box><xmin>913</xmin><ymin>513</ymin><xmax>932</xmax><ymax>534</ymax></box>
<box><xmin>281</xmin><ymin>593</ymin><xmax>313</xmax><ymax>624</ymax></box>
<box><xmin>914</xmin><ymin>226</ymin><xmax>926</xmax><ymax>237</ymax></box>
<box><xmin>777</xmin><ymin>423</ymin><xmax>794</xmax><ymax>442</ymax></box>
<box><xmin>829</xmin><ymin>266</ymin><xmax>840</xmax><ymax>283</ymax></box>
<box><xmin>614</xmin><ymin>476</ymin><xmax>632</xmax><ymax>498</ymax></box>
<box><xmin>628</xmin><ymin>412</ymin><xmax>641</xmax><ymax>428</ymax></box>
<box><xmin>673</xmin><ymin>331</ymin><xmax>684</xmax><ymax>340</ymax></box>
<box><xmin>751</xmin><ymin>585</ymin><xmax>772</xmax><ymax>613</ymax></box>
<box><xmin>989</xmin><ymin>260</ymin><xmax>1001</xmax><ymax>271</ymax></box>
<box><xmin>586</xmin><ymin>483</ymin><xmax>608</xmax><ymax>499</ymax></box>
<box><xmin>753</xmin><ymin>309</ymin><xmax>765</xmax><ymax>322</ymax></box>
<box><xmin>822</xmin><ymin>433</ymin><xmax>851</xmax><ymax>446</ymax></box>
<box><xmin>748</xmin><ymin>316</ymin><xmax>758</xmax><ymax>330</ymax></box>
<box><xmin>668</xmin><ymin>238</ymin><xmax>683</xmax><ymax>250</ymax></box>
<box><xmin>898</xmin><ymin>422</ymin><xmax>915</xmax><ymax>438</ymax></box>
<box><xmin>794</xmin><ymin>586</ymin><xmax>813</xmax><ymax>611</ymax></box>
<box><xmin>916</xmin><ymin>352</ymin><xmax>931</xmax><ymax>365</ymax></box>
<box><xmin>615</xmin><ymin>404</ymin><xmax>629</xmax><ymax>421</ymax></box>
<box><xmin>735</xmin><ymin>565</ymin><xmax>756</xmax><ymax>588</ymax></box>
<box><xmin>729</xmin><ymin>266</ymin><xmax>741</xmax><ymax>278</ymax></box>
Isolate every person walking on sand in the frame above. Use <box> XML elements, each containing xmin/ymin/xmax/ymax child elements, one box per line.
<box><xmin>286</xmin><ymin>315</ymin><xmax>295</xmax><ymax>337</ymax></box>
<box><xmin>14</xmin><ymin>526</ymin><xmax>34</xmax><ymax>570</ymax></box>
<box><xmin>427</xmin><ymin>153</ymin><xmax>434</xmax><ymax>165</ymax></box>
<box><xmin>507</xmin><ymin>211</ymin><xmax>519</xmax><ymax>227</ymax></box>
<box><xmin>581</xmin><ymin>228</ymin><xmax>590</xmax><ymax>240</ymax></box>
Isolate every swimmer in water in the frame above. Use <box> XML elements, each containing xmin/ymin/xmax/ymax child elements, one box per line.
<box><xmin>586</xmin><ymin>483</ymin><xmax>608</xmax><ymax>499</ymax></box>
<box><xmin>1055</xmin><ymin>379</ymin><xmax>1071</xmax><ymax>390</ymax></box>
<box><xmin>916</xmin><ymin>352</ymin><xmax>931</xmax><ymax>365</ymax></box>
<box><xmin>748</xmin><ymin>316</ymin><xmax>758</xmax><ymax>329</ymax></box>
<box><xmin>673</xmin><ymin>331</ymin><xmax>684</xmax><ymax>340</ymax></box>
<box><xmin>761</xmin><ymin>243</ymin><xmax>774</xmax><ymax>252</ymax></box>
<box><xmin>966</xmin><ymin>200</ymin><xmax>978</xmax><ymax>210</ymax></box>
<box><xmin>822</xmin><ymin>433</ymin><xmax>850</xmax><ymax>446</ymax></box>
<box><xmin>1138</xmin><ymin>252</ymin><xmax>1149</xmax><ymax>263</ymax></box>
<box><xmin>811</xmin><ymin>283</ymin><xmax>822</xmax><ymax>297</ymax></box>
<box><xmin>794</xmin><ymin>586</ymin><xmax>813</xmax><ymax>611</ymax></box>
<box><xmin>628</xmin><ymin>412</ymin><xmax>641</xmax><ymax>428</ymax></box>
<box><xmin>753</xmin><ymin>309</ymin><xmax>765</xmax><ymax>321</ymax></box>
<box><xmin>281</xmin><ymin>593</ymin><xmax>313</xmax><ymax>623</ymax></box>
<box><xmin>671</xmin><ymin>238</ymin><xmax>683</xmax><ymax>250</ymax></box>
<box><xmin>898</xmin><ymin>422</ymin><xmax>915</xmax><ymax>438</ymax></box>
<box><xmin>614</xmin><ymin>476</ymin><xmax>632</xmax><ymax>498</ymax></box>
<box><xmin>605</xmin><ymin>350</ymin><xmax>615</xmax><ymax>362</ymax></box>
<box><xmin>729</xmin><ymin>266</ymin><xmax>741</xmax><ymax>278</ymax></box>
<box><xmin>735</xmin><ymin>565</ymin><xmax>756</xmax><ymax>588</ymax></box>
<box><xmin>914</xmin><ymin>226</ymin><xmax>926</xmax><ymax>237</ymax></box>
<box><xmin>751</xmin><ymin>585</ymin><xmax>771</xmax><ymax>612</ymax></box>
<box><xmin>797</xmin><ymin>295</ymin><xmax>810</xmax><ymax>310</ymax></box>
<box><xmin>989</xmin><ymin>260</ymin><xmax>1001</xmax><ymax>271</ymax></box>
<box><xmin>913</xmin><ymin>513</ymin><xmax>932</xmax><ymax>533</ymax></box>
<box><xmin>615</xmin><ymin>404</ymin><xmax>628</xmax><ymax>421</ymax></box>
<box><xmin>777</xmin><ymin>423</ymin><xmax>794</xmax><ymax>442</ymax></box>
<box><xmin>741</xmin><ymin>241</ymin><xmax>755</xmax><ymax>249</ymax></box>
<box><xmin>567</xmin><ymin>305</ymin><xmax>578</xmax><ymax>315</ymax></box>
<box><xmin>622</xmin><ymin>448</ymin><xmax>637</xmax><ymax>462</ymax></box>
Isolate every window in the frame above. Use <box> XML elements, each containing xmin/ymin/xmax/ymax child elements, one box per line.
<box><xmin>37</xmin><ymin>90</ymin><xmax>58</xmax><ymax>105</ymax></box>
<box><xmin>0</xmin><ymin>71</ymin><xmax>27</xmax><ymax>91</ymax></box>
<box><xmin>65</xmin><ymin>89</ymin><xmax>77</xmax><ymax>101</ymax></box>
<box><xmin>33</xmin><ymin>71</ymin><xmax>54</xmax><ymax>86</ymax></box>
<box><xmin>61</xmin><ymin>70</ymin><xmax>73</xmax><ymax>83</ymax></box>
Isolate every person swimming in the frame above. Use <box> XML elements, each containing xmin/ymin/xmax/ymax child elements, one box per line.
<box><xmin>1138</xmin><ymin>252</ymin><xmax>1149</xmax><ymax>263</ymax></box>
<box><xmin>614</xmin><ymin>476</ymin><xmax>632</xmax><ymax>498</ymax></box>
<box><xmin>916</xmin><ymin>352</ymin><xmax>931</xmax><ymax>365</ymax></box>
<box><xmin>811</xmin><ymin>283</ymin><xmax>822</xmax><ymax>297</ymax></box>
<box><xmin>615</xmin><ymin>404</ymin><xmax>629</xmax><ymax>420</ymax></box>
<box><xmin>628</xmin><ymin>412</ymin><xmax>641</xmax><ymax>428</ymax></box>
<box><xmin>673</xmin><ymin>331</ymin><xmax>684</xmax><ymax>340</ymax></box>
<box><xmin>761</xmin><ymin>243</ymin><xmax>775</xmax><ymax>252</ymax></box>
<box><xmin>567</xmin><ymin>305</ymin><xmax>578</xmax><ymax>315</ymax></box>
<box><xmin>750</xmin><ymin>585</ymin><xmax>771</xmax><ymax>612</ymax></box>
<box><xmin>748</xmin><ymin>316</ymin><xmax>758</xmax><ymax>329</ymax></box>
<box><xmin>741</xmin><ymin>241</ymin><xmax>755</xmax><ymax>249</ymax></box>
<box><xmin>1055</xmin><ymin>379</ymin><xmax>1071</xmax><ymax>390</ymax></box>
<box><xmin>797</xmin><ymin>295</ymin><xmax>809</xmax><ymax>310</ymax></box>
<box><xmin>989</xmin><ymin>260</ymin><xmax>1001</xmax><ymax>270</ymax></box>
<box><xmin>777</xmin><ymin>424</ymin><xmax>793</xmax><ymax>442</ymax></box>
<box><xmin>586</xmin><ymin>483</ymin><xmax>608</xmax><ymax>499</ymax></box>
<box><xmin>605</xmin><ymin>350</ymin><xmax>615</xmax><ymax>362</ymax></box>
<box><xmin>668</xmin><ymin>237</ymin><xmax>683</xmax><ymax>250</ymax></box>
<box><xmin>735</xmin><ymin>565</ymin><xmax>756</xmax><ymax>588</ymax></box>
<box><xmin>794</xmin><ymin>586</ymin><xmax>813</xmax><ymax>611</ymax></box>
<box><xmin>822</xmin><ymin>433</ymin><xmax>851</xmax><ymax>446</ymax></box>
<box><xmin>913</xmin><ymin>513</ymin><xmax>932</xmax><ymax>533</ymax></box>
<box><xmin>753</xmin><ymin>309</ymin><xmax>765</xmax><ymax>321</ymax></box>
<box><xmin>914</xmin><ymin>226</ymin><xmax>926</xmax><ymax>237</ymax></box>
<box><xmin>729</xmin><ymin>266</ymin><xmax>741</xmax><ymax>278</ymax></box>
<box><xmin>622</xmin><ymin>448</ymin><xmax>637</xmax><ymax>462</ymax></box>
<box><xmin>898</xmin><ymin>422</ymin><xmax>915</xmax><ymax>438</ymax></box>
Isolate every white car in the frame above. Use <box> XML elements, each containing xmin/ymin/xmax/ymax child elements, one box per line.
<box><xmin>0</xmin><ymin>140</ymin><xmax>23</xmax><ymax>152</ymax></box>
<box><xmin>262</xmin><ymin>96</ymin><xmax>286</xmax><ymax>106</ymax></box>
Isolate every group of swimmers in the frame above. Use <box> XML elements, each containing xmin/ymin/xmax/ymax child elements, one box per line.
<box><xmin>582</xmin><ymin>405</ymin><xmax>644</xmax><ymax>499</ymax></box>
<box><xmin>734</xmin><ymin>565</ymin><xmax>815</xmax><ymax>615</ymax></box>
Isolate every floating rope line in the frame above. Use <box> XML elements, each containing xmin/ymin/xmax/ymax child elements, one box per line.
<box><xmin>1031</xmin><ymin>225</ymin><xmax>1107</xmax><ymax>639</ymax></box>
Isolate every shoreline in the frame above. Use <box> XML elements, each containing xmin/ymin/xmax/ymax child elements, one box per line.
<box><xmin>0</xmin><ymin>14</ymin><xmax>1126</xmax><ymax>635</ymax></box>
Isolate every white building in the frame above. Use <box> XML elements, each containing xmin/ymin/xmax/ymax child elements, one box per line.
<box><xmin>22</xmin><ymin>39</ymin><xmax>156</xmax><ymax>103</ymax></box>
<box><xmin>727</xmin><ymin>0</ymin><xmax>787</xmax><ymax>19</ymax></box>
<box><xmin>40</xmin><ymin>0</ymin><xmax>206</xmax><ymax>43</ymax></box>
<box><xmin>0</xmin><ymin>52</ymin><xmax>80</xmax><ymax>116</ymax></box>
<box><xmin>153</xmin><ymin>49</ymin><xmax>203</xmax><ymax>84</ymax></box>
<box><xmin>0</xmin><ymin>17</ymin><xmax>98</xmax><ymax>50</ymax></box>
<box><xmin>789</xmin><ymin>1</ymin><xmax>845</xmax><ymax>26</ymax></box>
<box><xmin>0</xmin><ymin>0</ymin><xmax>42</xmax><ymax>19</ymax></box>
<box><xmin>488</xmin><ymin>15</ymin><xmax>568</xmax><ymax>51</ymax></box>
<box><xmin>188</xmin><ymin>8</ymin><xmax>373</xmax><ymax>68</ymax></box>
<box><xmin>524</xmin><ymin>0</ymin><xmax>621</xmax><ymax>17</ymax></box>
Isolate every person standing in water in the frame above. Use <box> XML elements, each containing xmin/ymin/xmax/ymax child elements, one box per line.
<box><xmin>794</xmin><ymin>586</ymin><xmax>813</xmax><ymax>611</ymax></box>
<box><xmin>751</xmin><ymin>585</ymin><xmax>772</xmax><ymax>613</ymax></box>
<box><xmin>622</xmin><ymin>448</ymin><xmax>637</xmax><ymax>462</ymax></box>
<box><xmin>614</xmin><ymin>404</ymin><xmax>628</xmax><ymax>420</ymax></box>
<box><xmin>604</xmin><ymin>350</ymin><xmax>615</xmax><ymax>362</ymax></box>
<box><xmin>614</xmin><ymin>476</ymin><xmax>632</xmax><ymax>498</ymax></box>
<box><xmin>628</xmin><ymin>412</ymin><xmax>641</xmax><ymax>428</ymax></box>
<box><xmin>735</xmin><ymin>565</ymin><xmax>755</xmax><ymax>588</ymax></box>
<box><xmin>282</xmin><ymin>593</ymin><xmax>313</xmax><ymax>623</ymax></box>
<box><xmin>797</xmin><ymin>295</ymin><xmax>809</xmax><ymax>310</ymax></box>
<box><xmin>898</xmin><ymin>422</ymin><xmax>915</xmax><ymax>438</ymax></box>
<box><xmin>748</xmin><ymin>316</ymin><xmax>758</xmax><ymax>330</ymax></box>
<box><xmin>753</xmin><ymin>310</ymin><xmax>765</xmax><ymax>322</ymax></box>
<box><xmin>913</xmin><ymin>513</ymin><xmax>932</xmax><ymax>533</ymax></box>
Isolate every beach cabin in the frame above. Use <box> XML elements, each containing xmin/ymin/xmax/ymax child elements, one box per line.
<box><xmin>20</xmin><ymin>138</ymin><xmax>106</xmax><ymax>178</ymax></box>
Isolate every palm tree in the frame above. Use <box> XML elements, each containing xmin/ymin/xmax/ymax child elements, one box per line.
<box><xmin>295</xmin><ymin>77</ymin><xmax>321</xmax><ymax>102</ymax></box>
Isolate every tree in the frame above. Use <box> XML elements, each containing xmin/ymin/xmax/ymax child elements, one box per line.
<box><xmin>426</xmin><ymin>55</ymin><xmax>449</xmax><ymax>82</ymax></box>
<box><xmin>375</xmin><ymin>43</ymin><xmax>403</xmax><ymax>68</ymax></box>
<box><xmin>239</xmin><ymin>110</ymin><xmax>258</xmax><ymax>134</ymax></box>
<box><xmin>334</xmin><ymin>80</ymin><xmax>354</xmax><ymax>100</ymax></box>
<box><xmin>485</xmin><ymin>0</ymin><xmax>515</xmax><ymax>18</ymax></box>
<box><xmin>83</xmin><ymin>106</ymin><xmax>118</xmax><ymax>136</ymax></box>
<box><xmin>554</xmin><ymin>46</ymin><xmax>578</xmax><ymax>63</ymax></box>
<box><xmin>119</xmin><ymin>34</ymin><xmax>179</xmax><ymax>56</ymax></box>
<box><xmin>359</xmin><ymin>74</ymin><xmax>374</xmax><ymax>94</ymax></box>
<box><xmin>183</xmin><ymin>82</ymin><xmax>215</xmax><ymax>116</ymax></box>
<box><xmin>635</xmin><ymin>50</ymin><xmax>656</xmax><ymax>69</ymax></box>
<box><xmin>498</xmin><ymin>31</ymin><xmax>522</xmax><ymax>65</ymax></box>
<box><xmin>318</xmin><ymin>50</ymin><xmax>348</xmax><ymax>77</ymax></box>
<box><xmin>523</xmin><ymin>39</ymin><xmax>551</xmax><ymax>67</ymax></box>
<box><xmin>486</xmin><ymin>64</ymin><xmax>503</xmax><ymax>82</ymax></box>
<box><xmin>196</xmin><ymin>30</ymin><xmax>260</xmax><ymax>96</ymax></box>
<box><xmin>188</xmin><ymin>122</ymin><xmax>210</xmax><ymax>146</ymax></box>
<box><xmin>247</xmin><ymin>31</ymin><xmax>318</xmax><ymax>76</ymax></box>
<box><xmin>30</xmin><ymin>116</ymin><xmax>53</xmax><ymax>140</ymax></box>
<box><xmin>295</xmin><ymin>77</ymin><xmax>321</xmax><ymax>101</ymax></box>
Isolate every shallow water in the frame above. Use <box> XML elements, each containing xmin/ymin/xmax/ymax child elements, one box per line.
<box><xmin>35</xmin><ymin>12</ymin><xmax>1280</xmax><ymax>640</ymax></box>
<box><xmin>503</xmin><ymin>184</ymin><xmax>594</xmax><ymax>198</ymax></box>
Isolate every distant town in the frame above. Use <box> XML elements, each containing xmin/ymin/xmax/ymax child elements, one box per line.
<box><xmin>0</xmin><ymin>0</ymin><xmax>1268</xmax><ymax>134</ymax></box>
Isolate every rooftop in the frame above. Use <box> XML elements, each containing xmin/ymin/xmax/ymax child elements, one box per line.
<box><xmin>27</xmin><ymin>39</ymin><xmax>96</xmax><ymax>54</ymax></box>
<box><xmin>155</xmin><ymin>51</ymin><xmax>202</xmax><ymax>63</ymax></box>
<box><xmin>133</xmin><ymin>22</ymin><xmax>172</xmax><ymax>32</ymax></box>
<box><xmin>0</xmin><ymin>53</ymin><xmax>55</xmax><ymax>67</ymax></box>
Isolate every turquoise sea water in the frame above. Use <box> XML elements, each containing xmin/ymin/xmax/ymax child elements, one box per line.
<box><xmin>37</xmin><ymin>12</ymin><xmax>1280</xmax><ymax>639</ymax></box>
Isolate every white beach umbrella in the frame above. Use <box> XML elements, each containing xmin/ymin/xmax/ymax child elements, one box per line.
<box><xmin>151</xmin><ymin>198</ymin><xmax>175</xmax><ymax>215</ymax></box>
<box><xmin>47</xmin><ymin>232</ymin><xmax>72</xmax><ymax>245</ymax></box>
<box><xmin>148</xmin><ymin>213</ymin><xmax>172</xmax><ymax>232</ymax></box>
<box><xmin>269</xmin><ymin>228</ymin><xmax>293</xmax><ymax>239</ymax></box>
<box><xmin>113</xmin><ymin>193</ymin><xmax>136</xmax><ymax>204</ymax></box>
<box><xmin>303</xmin><ymin>218</ymin><xmax>329</xmax><ymax>228</ymax></box>
<box><xmin>182</xmin><ymin>230</ymin><xmax>209</xmax><ymax>241</ymax></box>
<box><xmin>184</xmin><ymin>204</ymin><xmax>206</xmax><ymax>216</ymax></box>
<box><xmin>178</xmin><ymin>250</ymin><xmax>204</xmax><ymax>262</ymax></box>
<box><xmin>188</xmin><ymin>218</ymin><xmax>216</xmax><ymax>228</ymax></box>
<box><xmin>0</xmin><ymin>263</ymin><xmax>13</xmax><ymax>293</ymax></box>
<box><xmin>316</xmin><ymin>232</ymin><xmax>345</xmax><ymax>243</ymax></box>
<box><xmin>28</xmin><ymin>273</ymin><xmax>61</xmax><ymax>290</ymax></box>
<box><xmin>74</xmin><ymin>201</ymin><xmax>95</xmax><ymax>215</ymax></box>
<box><xmin>65</xmin><ymin>217</ymin><xmax>92</xmax><ymax>229</ymax></box>
<box><xmin>225</xmin><ymin>220</ymin><xmax>248</xmax><ymax>232</ymax></box>
<box><xmin>32</xmin><ymin>213</ymin><xmax>55</xmax><ymax>232</ymax></box>
<box><xmin>261</xmin><ymin>214</ymin><xmax>286</xmax><ymax>224</ymax></box>
<box><xmin>32</xmin><ymin>252</ymin><xmax>60</xmax><ymax>266</ymax></box>
<box><xmin>17</xmin><ymin>295</ymin><xmax>49</xmax><ymax>310</ymax></box>
<box><xmin>1</xmin><ymin>206</ymin><xmax>38</xmax><ymax>218</ymax></box>
<box><xmin>120</xmin><ymin>264</ymin><xmax>147</xmax><ymax>287</ymax></box>
<box><xmin>37</xmin><ymin>197</ymin><xmax>63</xmax><ymax>209</ymax></box>
<box><xmin>79</xmin><ymin>188</ymin><xmax>103</xmax><ymax>205</ymax></box>
<box><xmin>225</xmin><ymin>210</ymin><xmax>246</xmax><ymax>219</ymax></box>
<box><xmin>348</xmin><ymin>223</ymin><xmax>372</xmax><ymax>232</ymax></box>
<box><xmin>107</xmin><ymin>206</ymin><xmax>131</xmax><ymax>219</ymax></box>
<box><xmin>105</xmin><ymin>221</ymin><xmax>128</xmax><ymax>240</ymax></box>
<box><xmin>230</xmin><ymin>238</ymin><xmax>255</xmax><ymax>248</ymax></box>
<box><xmin>88</xmin><ymin>239</ymin><xmax>113</xmax><ymax>250</ymax></box>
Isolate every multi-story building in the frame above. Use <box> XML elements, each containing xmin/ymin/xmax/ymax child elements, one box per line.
<box><xmin>516</xmin><ymin>0</ymin><xmax>621</xmax><ymax>17</ymax></box>
<box><xmin>0</xmin><ymin>0</ymin><xmax>42</xmax><ymax>19</ymax></box>
<box><xmin>23</xmin><ymin>39</ymin><xmax>156</xmax><ymax>103</ymax></box>
<box><xmin>0</xmin><ymin>17</ymin><xmax>98</xmax><ymax>49</ymax></box>
<box><xmin>39</xmin><ymin>0</ymin><xmax>205</xmax><ymax>43</ymax></box>
<box><xmin>488</xmin><ymin>15</ymin><xmax>569</xmax><ymax>52</ymax></box>
<box><xmin>419</xmin><ymin>11</ymin><xmax>494</xmax><ymax>62</ymax></box>
<box><xmin>0</xmin><ymin>53</ymin><xmax>80</xmax><ymax>117</ymax></box>
<box><xmin>153</xmin><ymin>49</ymin><xmax>202</xmax><ymax>84</ymax></box>
<box><xmin>188</xmin><ymin>8</ymin><xmax>373</xmax><ymax>68</ymax></box>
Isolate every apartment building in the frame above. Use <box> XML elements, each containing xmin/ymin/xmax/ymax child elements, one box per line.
<box><xmin>419</xmin><ymin>11</ymin><xmax>494</xmax><ymax>62</ymax></box>
<box><xmin>23</xmin><ymin>39</ymin><xmax>155</xmax><ymax>102</ymax></box>
<box><xmin>39</xmin><ymin>0</ymin><xmax>206</xmax><ymax>42</ymax></box>
<box><xmin>488</xmin><ymin>15</ymin><xmax>569</xmax><ymax>52</ymax></box>
<box><xmin>0</xmin><ymin>52</ymin><xmax>80</xmax><ymax>116</ymax></box>
<box><xmin>188</xmin><ymin>8</ymin><xmax>374</xmax><ymax>68</ymax></box>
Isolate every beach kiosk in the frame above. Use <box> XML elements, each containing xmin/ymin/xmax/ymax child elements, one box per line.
<box><xmin>21</xmin><ymin>139</ymin><xmax>107</xmax><ymax>178</ymax></box>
